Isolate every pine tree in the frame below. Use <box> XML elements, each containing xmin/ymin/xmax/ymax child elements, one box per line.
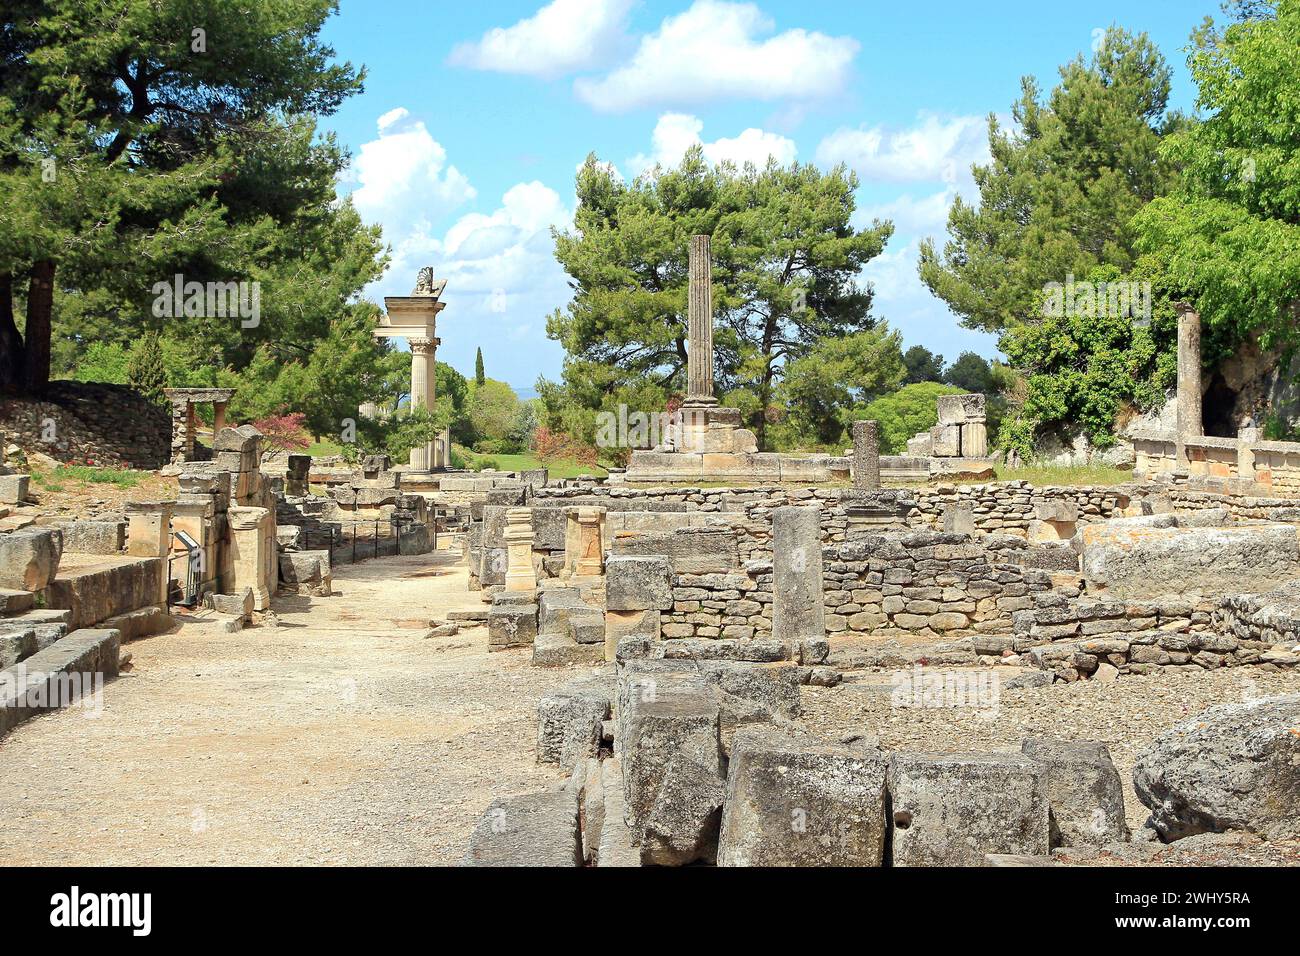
<box><xmin>475</xmin><ymin>347</ymin><xmax>485</xmax><ymax>386</ymax></box>
<box><xmin>126</xmin><ymin>332</ymin><xmax>167</xmax><ymax>404</ymax></box>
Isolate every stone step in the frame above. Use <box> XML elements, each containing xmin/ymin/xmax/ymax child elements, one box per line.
<box><xmin>0</xmin><ymin>588</ymin><xmax>36</xmax><ymax>616</ymax></box>
<box><xmin>0</xmin><ymin>627</ymin><xmax>121</xmax><ymax>740</ymax></box>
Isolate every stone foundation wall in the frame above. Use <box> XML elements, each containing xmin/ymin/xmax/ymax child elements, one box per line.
<box><xmin>1009</xmin><ymin>588</ymin><xmax>1299</xmax><ymax>681</ymax></box>
<box><xmin>660</xmin><ymin>532</ymin><xmax>1054</xmax><ymax>642</ymax></box>
<box><xmin>0</xmin><ymin>381</ymin><xmax>170</xmax><ymax>469</ymax></box>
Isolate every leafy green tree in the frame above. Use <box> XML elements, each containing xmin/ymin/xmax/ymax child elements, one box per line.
<box><xmin>72</xmin><ymin>342</ymin><xmax>129</xmax><ymax>385</ymax></box>
<box><xmin>771</xmin><ymin>326</ymin><xmax>905</xmax><ymax>449</ymax></box>
<box><xmin>942</xmin><ymin>351</ymin><xmax>994</xmax><ymax>394</ymax></box>
<box><xmin>0</xmin><ymin>0</ymin><xmax>372</xmax><ymax>396</ymax></box>
<box><xmin>548</xmin><ymin>148</ymin><xmax>892</xmax><ymax>449</ymax></box>
<box><xmin>919</xmin><ymin>27</ymin><xmax>1185</xmax><ymax>449</ymax></box>
<box><xmin>467</xmin><ymin>379</ymin><xmax>521</xmax><ymax>453</ymax></box>
<box><xmin>474</xmin><ymin>347</ymin><xmax>485</xmax><ymax>386</ymax></box>
<box><xmin>126</xmin><ymin>331</ymin><xmax>167</xmax><ymax>404</ymax></box>
<box><xmin>861</xmin><ymin>382</ymin><xmax>966</xmax><ymax>454</ymax></box>
<box><xmin>1133</xmin><ymin>2</ymin><xmax>1300</xmax><ymax>360</ymax></box>
<box><xmin>903</xmin><ymin>345</ymin><xmax>945</xmax><ymax>384</ymax></box>
<box><xmin>920</xmin><ymin>27</ymin><xmax>1180</xmax><ymax>335</ymax></box>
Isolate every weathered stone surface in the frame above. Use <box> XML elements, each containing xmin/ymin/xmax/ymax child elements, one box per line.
<box><xmin>642</xmin><ymin>755</ymin><xmax>726</xmax><ymax>865</ymax></box>
<box><xmin>605</xmin><ymin>555</ymin><xmax>673</xmax><ymax>611</ymax></box>
<box><xmin>488</xmin><ymin>601</ymin><xmax>537</xmax><ymax>649</ymax></box>
<box><xmin>595</xmin><ymin>758</ymin><xmax>641</xmax><ymax>866</ymax></box>
<box><xmin>0</xmin><ymin>627</ymin><xmax>121</xmax><ymax>740</ymax></box>
<box><xmin>0</xmin><ymin>473</ymin><xmax>30</xmax><ymax>504</ymax></box>
<box><xmin>537</xmin><ymin>686</ymin><xmax>610</xmax><ymax>769</ymax></box>
<box><xmin>462</xmin><ymin>790</ymin><xmax>582</xmax><ymax>867</ymax></box>
<box><xmin>1081</xmin><ymin>524</ymin><xmax>1300</xmax><ymax>598</ymax></box>
<box><xmin>618</xmin><ymin>669</ymin><xmax>722</xmax><ymax>847</ymax></box>
<box><xmin>58</xmin><ymin>520</ymin><xmax>125</xmax><ymax>555</ymax></box>
<box><xmin>719</xmin><ymin>727</ymin><xmax>887</xmax><ymax>866</ymax></box>
<box><xmin>936</xmin><ymin>392</ymin><xmax>986</xmax><ymax>425</ymax></box>
<box><xmin>208</xmin><ymin>587</ymin><xmax>254</xmax><ymax>620</ymax></box>
<box><xmin>532</xmin><ymin>629</ymin><xmax>603</xmax><ymax>666</ymax></box>
<box><xmin>887</xmin><ymin>752</ymin><xmax>1050</xmax><ymax>866</ymax></box>
<box><xmin>0</xmin><ymin>529</ymin><xmax>62</xmax><ymax>591</ymax></box>
<box><xmin>1021</xmin><ymin>736</ymin><xmax>1129</xmax><ymax>846</ymax></box>
<box><xmin>771</xmin><ymin>506</ymin><xmax>825</xmax><ymax>651</ymax></box>
<box><xmin>611</xmin><ymin>529</ymin><xmax>738</xmax><ymax>574</ymax></box>
<box><xmin>1132</xmin><ymin>695</ymin><xmax>1300</xmax><ymax>843</ymax></box>
<box><xmin>279</xmin><ymin>550</ymin><xmax>332</xmax><ymax>596</ymax></box>
<box><xmin>929</xmin><ymin>423</ymin><xmax>961</xmax><ymax>457</ymax></box>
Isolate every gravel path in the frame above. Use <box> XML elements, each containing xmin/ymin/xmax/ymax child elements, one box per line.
<box><xmin>0</xmin><ymin>548</ymin><xmax>581</xmax><ymax>865</ymax></box>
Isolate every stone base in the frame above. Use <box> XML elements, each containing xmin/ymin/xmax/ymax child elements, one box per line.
<box><xmin>928</xmin><ymin>457</ymin><xmax>997</xmax><ymax>480</ymax></box>
<box><xmin>621</xmin><ymin>450</ymin><xmax>846</xmax><ymax>484</ymax></box>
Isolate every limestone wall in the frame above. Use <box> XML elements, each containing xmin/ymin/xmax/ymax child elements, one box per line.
<box><xmin>0</xmin><ymin>381</ymin><xmax>170</xmax><ymax>469</ymax></box>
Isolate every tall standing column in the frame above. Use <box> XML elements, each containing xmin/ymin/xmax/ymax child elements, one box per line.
<box><xmin>685</xmin><ymin>234</ymin><xmax>716</xmax><ymax>407</ymax></box>
<box><xmin>852</xmin><ymin>420</ymin><xmax>881</xmax><ymax>491</ymax></box>
<box><xmin>409</xmin><ymin>335</ymin><xmax>435</xmax><ymax>470</ymax></box>
<box><xmin>1175</xmin><ymin>303</ymin><xmax>1203</xmax><ymax>467</ymax></box>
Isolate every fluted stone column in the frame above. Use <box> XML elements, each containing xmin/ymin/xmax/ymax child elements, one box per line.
<box><xmin>771</xmin><ymin>506</ymin><xmax>826</xmax><ymax>655</ymax></box>
<box><xmin>409</xmin><ymin>336</ymin><xmax>436</xmax><ymax>470</ymax></box>
<box><xmin>1176</xmin><ymin>303</ymin><xmax>1203</xmax><ymax>467</ymax></box>
<box><xmin>685</xmin><ymin>235</ymin><xmax>716</xmax><ymax>407</ymax></box>
<box><xmin>852</xmin><ymin>420</ymin><xmax>881</xmax><ymax>490</ymax></box>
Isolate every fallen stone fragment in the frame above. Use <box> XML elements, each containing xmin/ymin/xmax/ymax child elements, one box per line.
<box><xmin>1132</xmin><ymin>694</ymin><xmax>1300</xmax><ymax>843</ymax></box>
<box><xmin>1021</xmin><ymin>736</ymin><xmax>1129</xmax><ymax>847</ymax></box>
<box><xmin>462</xmin><ymin>790</ymin><xmax>582</xmax><ymax>867</ymax></box>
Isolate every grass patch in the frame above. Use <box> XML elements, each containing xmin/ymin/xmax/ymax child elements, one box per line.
<box><xmin>995</xmin><ymin>464</ymin><xmax>1132</xmax><ymax>486</ymax></box>
<box><xmin>461</xmin><ymin>451</ymin><xmax>608</xmax><ymax>480</ymax></box>
<box><xmin>306</xmin><ymin>439</ymin><xmax>343</xmax><ymax>457</ymax></box>
<box><xmin>32</xmin><ymin>465</ymin><xmax>145</xmax><ymax>488</ymax></box>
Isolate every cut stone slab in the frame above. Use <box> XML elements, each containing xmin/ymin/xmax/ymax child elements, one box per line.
<box><xmin>488</xmin><ymin>601</ymin><xmax>537</xmax><ymax>650</ymax></box>
<box><xmin>58</xmin><ymin>520</ymin><xmax>126</xmax><ymax>555</ymax></box>
<box><xmin>207</xmin><ymin>588</ymin><xmax>254</xmax><ymax>620</ymax></box>
<box><xmin>605</xmin><ymin>555</ymin><xmax>673</xmax><ymax>611</ymax></box>
<box><xmin>447</xmin><ymin>609</ymin><xmax>489</xmax><ymax>623</ymax></box>
<box><xmin>279</xmin><ymin>550</ymin><xmax>332</xmax><ymax>596</ymax></box>
<box><xmin>0</xmin><ymin>528</ymin><xmax>62</xmax><ymax>592</ymax></box>
<box><xmin>596</xmin><ymin>758</ymin><xmax>641</xmax><ymax>867</ymax></box>
<box><xmin>1132</xmin><ymin>694</ymin><xmax>1300</xmax><ymax>843</ymax></box>
<box><xmin>538</xmin><ymin>688</ymin><xmax>610</xmax><ymax>769</ymax></box>
<box><xmin>0</xmin><ymin>473</ymin><xmax>30</xmax><ymax>505</ymax></box>
<box><xmin>619</xmin><ymin>669</ymin><xmax>722</xmax><ymax>839</ymax></box>
<box><xmin>1080</xmin><ymin>523</ymin><xmax>1300</xmax><ymax>599</ymax></box>
<box><xmin>1021</xmin><ymin>736</ymin><xmax>1130</xmax><ymax>847</ymax></box>
<box><xmin>0</xmin><ymin>627</ymin><xmax>121</xmax><ymax>739</ymax></box>
<box><xmin>641</xmin><ymin>755</ymin><xmax>726</xmax><ymax>866</ymax></box>
<box><xmin>887</xmin><ymin>752</ymin><xmax>1050</xmax><ymax>866</ymax></box>
<box><xmin>0</xmin><ymin>587</ymin><xmax>35</xmax><ymax>616</ymax></box>
<box><xmin>532</xmin><ymin>629</ymin><xmax>603</xmax><ymax>667</ymax></box>
<box><xmin>462</xmin><ymin>790</ymin><xmax>582</xmax><ymax>867</ymax></box>
<box><xmin>718</xmin><ymin>727</ymin><xmax>887</xmax><ymax>866</ymax></box>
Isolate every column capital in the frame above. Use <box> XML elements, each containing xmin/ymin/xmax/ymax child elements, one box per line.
<box><xmin>409</xmin><ymin>336</ymin><xmax>436</xmax><ymax>355</ymax></box>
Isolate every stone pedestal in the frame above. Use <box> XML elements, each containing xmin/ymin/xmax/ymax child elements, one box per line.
<box><xmin>503</xmin><ymin>508</ymin><xmax>537</xmax><ymax>592</ymax></box>
<box><xmin>126</xmin><ymin>500</ymin><xmax>174</xmax><ymax>605</ymax></box>
<box><xmin>771</xmin><ymin>506</ymin><xmax>825</xmax><ymax>654</ymax></box>
<box><xmin>227</xmin><ymin>506</ymin><xmax>274</xmax><ymax>611</ymax></box>
<box><xmin>852</xmin><ymin>420</ymin><xmax>881</xmax><ymax>491</ymax></box>
<box><xmin>564</xmin><ymin>507</ymin><xmax>606</xmax><ymax>578</ymax></box>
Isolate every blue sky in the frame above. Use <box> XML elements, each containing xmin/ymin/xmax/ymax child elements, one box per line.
<box><xmin>321</xmin><ymin>0</ymin><xmax>1212</xmax><ymax>395</ymax></box>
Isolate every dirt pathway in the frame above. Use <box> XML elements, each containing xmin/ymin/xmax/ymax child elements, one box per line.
<box><xmin>0</xmin><ymin>549</ymin><xmax>579</xmax><ymax>865</ymax></box>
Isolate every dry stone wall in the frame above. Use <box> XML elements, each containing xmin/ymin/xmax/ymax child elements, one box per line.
<box><xmin>0</xmin><ymin>381</ymin><xmax>170</xmax><ymax>470</ymax></box>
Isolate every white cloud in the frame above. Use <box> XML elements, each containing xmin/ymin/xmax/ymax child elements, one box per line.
<box><xmin>628</xmin><ymin>112</ymin><xmax>797</xmax><ymax>177</ymax></box>
<box><xmin>816</xmin><ymin>114</ymin><xmax>990</xmax><ymax>184</ymax></box>
<box><xmin>348</xmin><ymin>107</ymin><xmax>477</xmax><ymax>283</ymax></box>
<box><xmin>448</xmin><ymin>0</ymin><xmax>634</xmax><ymax>77</ymax></box>
<box><xmin>857</xmin><ymin>188</ymin><xmax>959</xmax><ymax>240</ymax></box>
<box><xmin>575</xmin><ymin>0</ymin><xmax>858</xmax><ymax>112</ymax></box>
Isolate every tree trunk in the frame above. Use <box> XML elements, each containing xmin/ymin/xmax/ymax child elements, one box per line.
<box><xmin>23</xmin><ymin>259</ymin><xmax>54</xmax><ymax>394</ymax></box>
<box><xmin>0</xmin><ymin>272</ymin><xmax>24</xmax><ymax>394</ymax></box>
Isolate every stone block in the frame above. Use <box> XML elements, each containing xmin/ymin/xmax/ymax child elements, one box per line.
<box><xmin>0</xmin><ymin>473</ymin><xmax>30</xmax><ymax>504</ymax></box>
<box><xmin>0</xmin><ymin>529</ymin><xmax>62</xmax><ymax>591</ymax></box>
<box><xmin>1133</xmin><ymin>694</ymin><xmax>1300</xmax><ymax>842</ymax></box>
<box><xmin>279</xmin><ymin>550</ymin><xmax>331</xmax><ymax>596</ymax></box>
<box><xmin>611</xmin><ymin>529</ymin><xmax>738</xmax><ymax>574</ymax></box>
<box><xmin>719</xmin><ymin>727</ymin><xmax>887</xmax><ymax>866</ymax></box>
<box><xmin>488</xmin><ymin>601</ymin><xmax>537</xmax><ymax>649</ymax></box>
<box><xmin>462</xmin><ymin>790</ymin><xmax>582</xmax><ymax>867</ymax></box>
<box><xmin>936</xmin><ymin>392</ymin><xmax>986</xmax><ymax>425</ymax></box>
<box><xmin>605</xmin><ymin>555</ymin><xmax>673</xmax><ymax>611</ymax></box>
<box><xmin>887</xmin><ymin>752</ymin><xmax>1050</xmax><ymax>866</ymax></box>
<box><xmin>604</xmin><ymin>609</ymin><xmax>660</xmax><ymax>662</ymax></box>
<box><xmin>537</xmin><ymin>689</ymin><xmax>610</xmax><ymax>769</ymax></box>
<box><xmin>929</xmin><ymin>423</ymin><xmax>961</xmax><ymax>457</ymax></box>
<box><xmin>207</xmin><ymin>587</ymin><xmax>254</xmax><ymax>620</ymax></box>
<box><xmin>1021</xmin><ymin>736</ymin><xmax>1130</xmax><ymax>846</ymax></box>
<box><xmin>771</xmin><ymin>506</ymin><xmax>825</xmax><ymax>650</ymax></box>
